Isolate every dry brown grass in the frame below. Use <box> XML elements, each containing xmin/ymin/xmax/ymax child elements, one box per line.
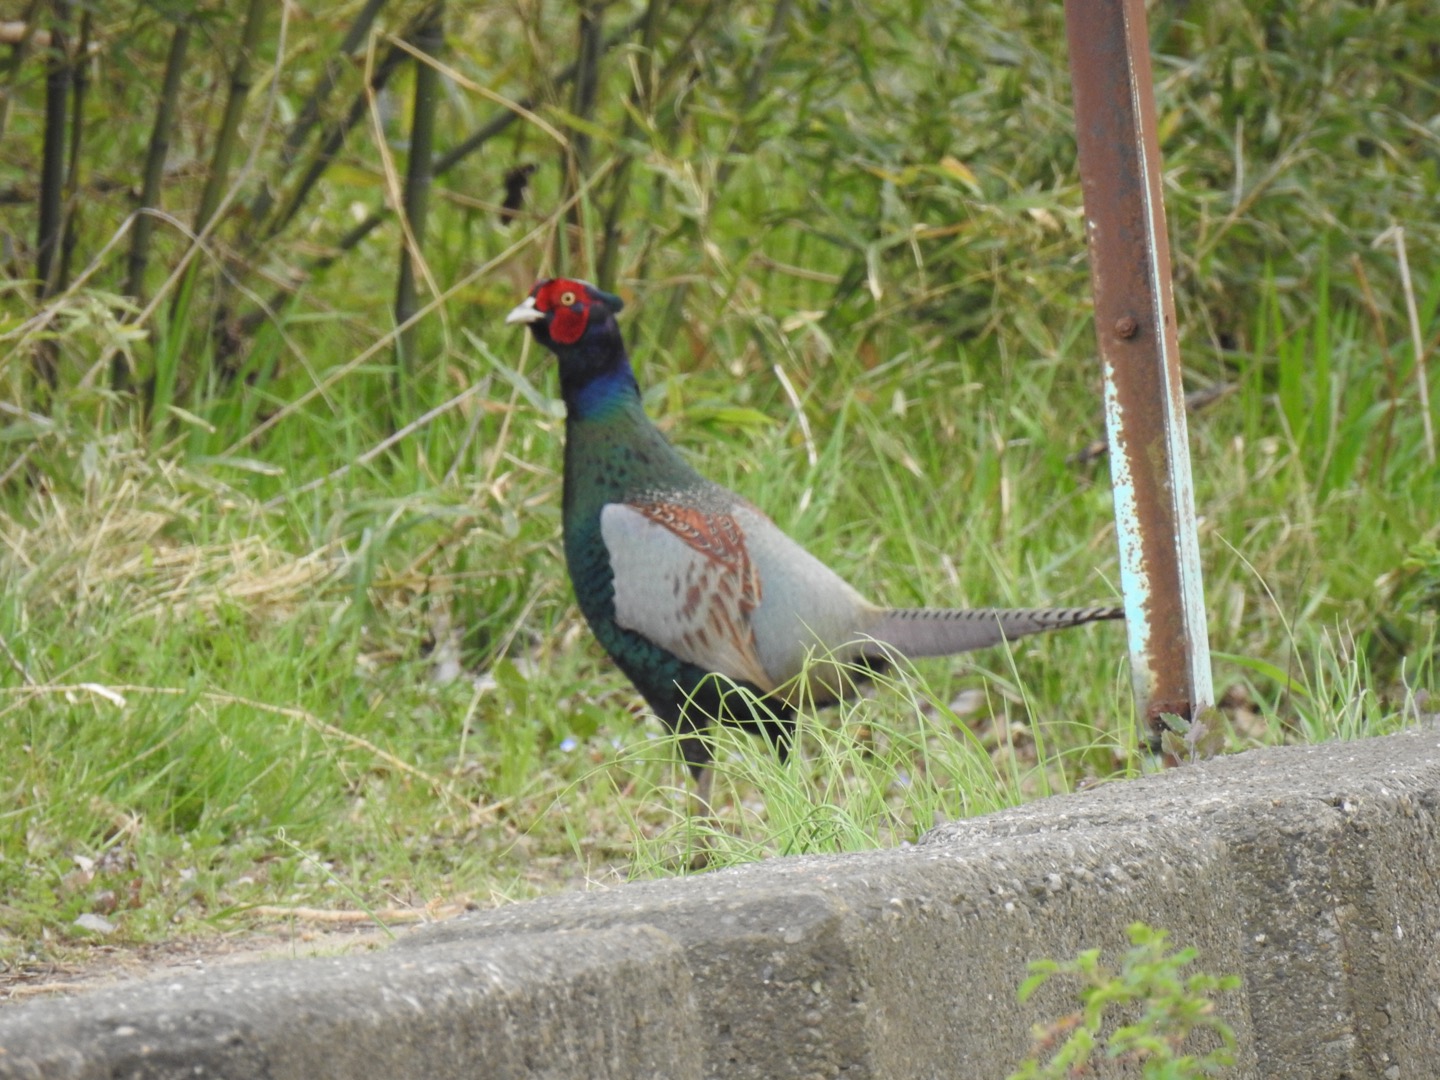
<box><xmin>2</xmin><ymin>437</ymin><xmax>341</xmax><ymax>627</ymax></box>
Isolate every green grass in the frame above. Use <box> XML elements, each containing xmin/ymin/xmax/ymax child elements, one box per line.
<box><xmin>2</xmin><ymin>0</ymin><xmax>1438</xmax><ymax>972</ymax></box>
<box><xmin>4</xmin><ymin>282</ymin><xmax>1432</xmax><ymax>966</ymax></box>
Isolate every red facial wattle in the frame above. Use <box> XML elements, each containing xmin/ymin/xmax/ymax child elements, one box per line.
<box><xmin>536</xmin><ymin>279</ymin><xmax>590</xmax><ymax>345</ymax></box>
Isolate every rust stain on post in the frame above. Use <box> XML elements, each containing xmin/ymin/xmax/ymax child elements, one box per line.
<box><xmin>1064</xmin><ymin>0</ymin><xmax>1213</xmax><ymax>743</ymax></box>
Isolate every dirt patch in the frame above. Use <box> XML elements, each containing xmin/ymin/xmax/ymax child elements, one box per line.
<box><xmin>0</xmin><ymin>911</ymin><xmax>444</xmax><ymax>1006</ymax></box>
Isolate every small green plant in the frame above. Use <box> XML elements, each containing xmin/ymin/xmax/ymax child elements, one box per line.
<box><xmin>1009</xmin><ymin>922</ymin><xmax>1241</xmax><ymax>1079</ymax></box>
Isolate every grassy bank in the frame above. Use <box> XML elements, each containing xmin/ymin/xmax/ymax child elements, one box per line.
<box><xmin>2</xmin><ymin>0</ymin><xmax>1436</xmax><ymax>971</ymax></box>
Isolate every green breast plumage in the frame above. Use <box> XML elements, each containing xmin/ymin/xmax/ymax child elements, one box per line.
<box><xmin>560</xmin><ymin>392</ymin><xmax>717</xmax><ymax>691</ymax></box>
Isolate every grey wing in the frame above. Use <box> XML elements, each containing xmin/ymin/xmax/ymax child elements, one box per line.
<box><xmin>599</xmin><ymin>502</ymin><xmax>776</xmax><ymax>692</ymax></box>
<box><xmin>729</xmin><ymin>504</ymin><xmax>881</xmax><ymax>690</ymax></box>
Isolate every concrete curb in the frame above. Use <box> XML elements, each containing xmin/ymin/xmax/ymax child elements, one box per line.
<box><xmin>1</xmin><ymin>728</ymin><xmax>1437</xmax><ymax>1079</ymax></box>
<box><xmin>0</xmin><ymin>926</ymin><xmax>701</xmax><ymax>1079</ymax></box>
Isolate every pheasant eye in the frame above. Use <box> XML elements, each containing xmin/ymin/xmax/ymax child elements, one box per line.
<box><xmin>559</xmin><ymin>290</ymin><xmax>577</xmax><ymax>306</ymax></box>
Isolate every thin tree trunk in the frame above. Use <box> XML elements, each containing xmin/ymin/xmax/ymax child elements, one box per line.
<box><xmin>115</xmin><ymin>13</ymin><xmax>191</xmax><ymax>391</ymax></box>
<box><xmin>248</xmin><ymin>0</ymin><xmax>389</xmax><ymax>225</ymax></box>
<box><xmin>394</xmin><ymin>0</ymin><xmax>445</xmax><ymax>384</ymax></box>
<box><xmin>33</xmin><ymin>0</ymin><xmax>72</xmax><ymax>391</ymax></box>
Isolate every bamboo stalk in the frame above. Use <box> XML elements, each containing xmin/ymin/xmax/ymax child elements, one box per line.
<box><xmin>34</xmin><ymin>0</ymin><xmax>70</xmax><ymax>298</ymax></box>
<box><xmin>116</xmin><ymin>15</ymin><xmax>190</xmax><ymax>390</ymax></box>
<box><xmin>56</xmin><ymin>7</ymin><xmax>90</xmax><ymax>294</ymax></box>
<box><xmin>573</xmin><ymin>1</ymin><xmax>604</xmax><ymax>139</ymax></box>
<box><xmin>156</xmin><ymin>0</ymin><xmax>266</xmax><ymax>409</ymax></box>
<box><xmin>597</xmin><ymin>0</ymin><xmax>671</xmax><ymax>286</ymax></box>
<box><xmin>248</xmin><ymin>0</ymin><xmax>390</xmax><ymax>225</ymax></box>
<box><xmin>33</xmin><ymin>0</ymin><xmax>72</xmax><ymax>391</ymax></box>
<box><xmin>149</xmin><ymin>0</ymin><xmax>265</xmax><ymax>408</ymax></box>
<box><xmin>114</xmin><ymin>14</ymin><xmax>192</xmax><ymax>391</ymax></box>
<box><xmin>394</xmin><ymin>0</ymin><xmax>445</xmax><ymax>384</ymax></box>
<box><xmin>191</xmin><ymin>0</ymin><xmax>267</xmax><ymax>239</ymax></box>
<box><xmin>261</xmin><ymin>29</ymin><xmax>412</xmax><ymax>244</ymax></box>
<box><xmin>235</xmin><ymin>13</ymin><xmax>650</xmax><ymax>340</ymax></box>
<box><xmin>556</xmin><ymin>0</ymin><xmax>606</xmax><ymax>264</ymax></box>
<box><xmin>715</xmin><ymin>0</ymin><xmax>793</xmax><ymax>191</ymax></box>
<box><xmin>658</xmin><ymin>0</ymin><xmax>794</xmax><ymax>339</ymax></box>
<box><xmin>566</xmin><ymin>0</ymin><xmax>605</xmax><ymax>205</ymax></box>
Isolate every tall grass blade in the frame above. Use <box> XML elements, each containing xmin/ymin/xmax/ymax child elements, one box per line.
<box><xmin>1383</xmin><ymin>226</ymin><xmax>1436</xmax><ymax>465</ymax></box>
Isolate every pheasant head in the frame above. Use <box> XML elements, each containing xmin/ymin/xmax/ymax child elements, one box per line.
<box><xmin>504</xmin><ymin>278</ymin><xmax>624</xmax><ymax>353</ymax></box>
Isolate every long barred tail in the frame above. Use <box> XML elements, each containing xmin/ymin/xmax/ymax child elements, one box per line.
<box><xmin>870</xmin><ymin>605</ymin><xmax>1124</xmax><ymax>659</ymax></box>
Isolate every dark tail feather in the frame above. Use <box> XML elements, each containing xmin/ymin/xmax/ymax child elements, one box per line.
<box><xmin>869</xmin><ymin>605</ymin><xmax>1123</xmax><ymax>660</ymax></box>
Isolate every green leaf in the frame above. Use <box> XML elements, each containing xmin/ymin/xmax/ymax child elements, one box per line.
<box><xmin>1213</xmin><ymin>651</ymin><xmax>1311</xmax><ymax>699</ymax></box>
<box><xmin>192</xmin><ymin>455</ymin><xmax>284</xmax><ymax>476</ymax></box>
<box><xmin>680</xmin><ymin>404</ymin><xmax>779</xmax><ymax>430</ymax></box>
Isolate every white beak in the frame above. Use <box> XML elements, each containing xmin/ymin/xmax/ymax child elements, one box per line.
<box><xmin>505</xmin><ymin>296</ymin><xmax>545</xmax><ymax>325</ymax></box>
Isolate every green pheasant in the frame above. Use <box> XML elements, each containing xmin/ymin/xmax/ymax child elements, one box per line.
<box><xmin>507</xmin><ymin>278</ymin><xmax>1122</xmax><ymax>807</ymax></box>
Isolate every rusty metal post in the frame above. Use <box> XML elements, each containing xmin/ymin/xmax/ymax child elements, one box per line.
<box><xmin>1064</xmin><ymin>0</ymin><xmax>1213</xmax><ymax>742</ymax></box>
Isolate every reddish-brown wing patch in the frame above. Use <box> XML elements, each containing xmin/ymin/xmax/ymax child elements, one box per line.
<box><xmin>626</xmin><ymin>501</ymin><xmax>770</xmax><ymax>688</ymax></box>
<box><xmin>631</xmin><ymin>502</ymin><xmax>762</xmax><ymax>613</ymax></box>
